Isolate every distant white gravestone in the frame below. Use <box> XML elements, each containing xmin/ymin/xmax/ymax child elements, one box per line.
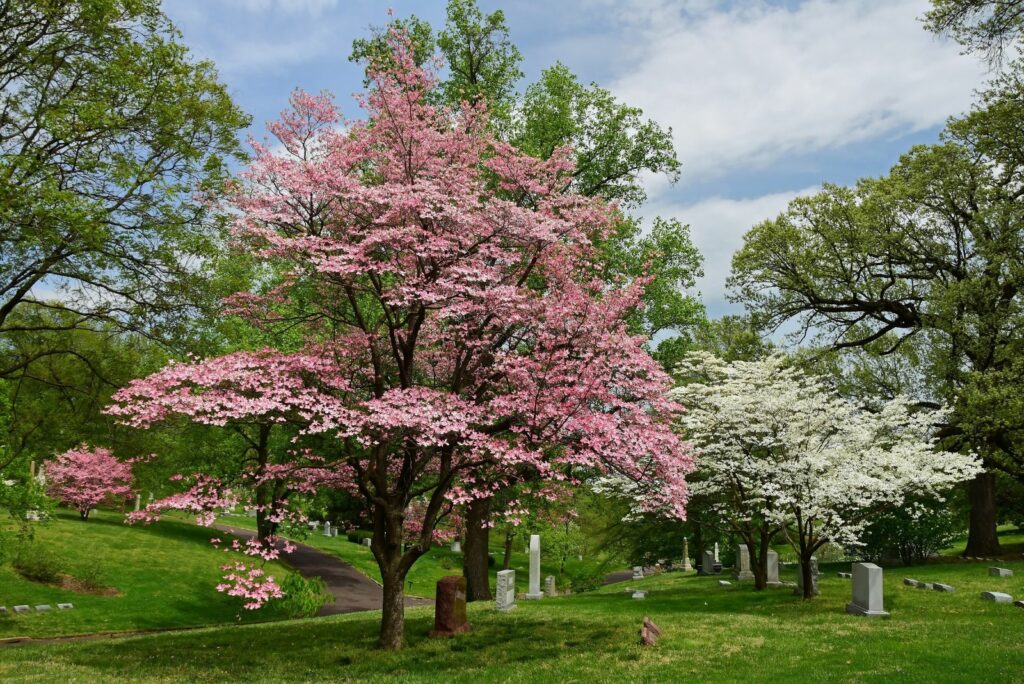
<box><xmin>733</xmin><ymin>544</ymin><xmax>754</xmax><ymax>581</ymax></box>
<box><xmin>681</xmin><ymin>538</ymin><xmax>693</xmax><ymax>572</ymax></box>
<box><xmin>766</xmin><ymin>550</ymin><xmax>781</xmax><ymax>586</ymax></box>
<box><xmin>544</xmin><ymin>575</ymin><xmax>557</xmax><ymax>597</ymax></box>
<box><xmin>496</xmin><ymin>569</ymin><xmax>516</xmax><ymax>611</ymax></box>
<box><xmin>632</xmin><ymin>566</ymin><xmax>644</xmax><ymax>580</ymax></box>
<box><xmin>846</xmin><ymin>562</ymin><xmax>890</xmax><ymax>617</ymax></box>
<box><xmin>323</xmin><ymin>521</ymin><xmax>332</xmax><ymax>537</ymax></box>
<box><xmin>525</xmin><ymin>535</ymin><xmax>543</xmax><ymax>599</ymax></box>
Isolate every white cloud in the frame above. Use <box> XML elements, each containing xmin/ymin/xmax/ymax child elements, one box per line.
<box><xmin>605</xmin><ymin>0</ymin><xmax>986</xmax><ymax>184</ymax></box>
<box><xmin>648</xmin><ymin>186</ymin><xmax>820</xmax><ymax>310</ymax></box>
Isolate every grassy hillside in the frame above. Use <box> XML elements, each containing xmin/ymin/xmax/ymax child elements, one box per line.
<box><xmin>0</xmin><ymin>509</ymin><xmax>296</xmax><ymax>638</ymax></box>
<box><xmin>2</xmin><ymin>559</ymin><xmax>1021</xmax><ymax>682</ymax></box>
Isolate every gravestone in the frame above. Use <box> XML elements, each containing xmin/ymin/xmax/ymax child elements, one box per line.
<box><xmin>794</xmin><ymin>557</ymin><xmax>820</xmax><ymax>596</ymax></box>
<box><xmin>632</xmin><ymin>566</ymin><xmax>644</xmax><ymax>580</ymax></box>
<box><xmin>904</xmin><ymin>578</ymin><xmax>921</xmax><ymax>587</ymax></box>
<box><xmin>134</xmin><ymin>494</ymin><xmax>141</xmax><ymax>512</ymax></box>
<box><xmin>933</xmin><ymin>583</ymin><xmax>955</xmax><ymax>593</ymax></box>
<box><xmin>332</xmin><ymin>528</ymin><xmax>339</xmax><ymax>538</ymax></box>
<box><xmin>718</xmin><ymin>579</ymin><xmax>732</xmax><ymax>586</ymax></box>
<box><xmin>323</xmin><ymin>522</ymin><xmax>332</xmax><ymax>537</ymax></box>
<box><xmin>766</xmin><ymin>550</ymin><xmax>781</xmax><ymax>586</ymax></box>
<box><xmin>980</xmin><ymin>591</ymin><xmax>1013</xmax><ymax>603</ymax></box>
<box><xmin>430</xmin><ymin>576</ymin><xmax>470</xmax><ymax>637</ymax></box>
<box><xmin>681</xmin><ymin>538</ymin><xmax>693</xmax><ymax>572</ymax></box>
<box><xmin>639</xmin><ymin>616</ymin><xmax>662</xmax><ymax>646</ymax></box>
<box><xmin>917</xmin><ymin>582</ymin><xmax>934</xmax><ymax>590</ymax></box>
<box><xmin>989</xmin><ymin>567</ymin><xmax>1013</xmax><ymax>577</ymax></box>
<box><xmin>13</xmin><ymin>605</ymin><xmax>29</xmax><ymax>613</ymax></box>
<box><xmin>714</xmin><ymin>542</ymin><xmax>720</xmax><ymax>562</ymax></box>
<box><xmin>34</xmin><ymin>605</ymin><xmax>51</xmax><ymax>612</ymax></box>
<box><xmin>57</xmin><ymin>603</ymin><xmax>74</xmax><ymax>610</ymax></box>
<box><xmin>733</xmin><ymin>544</ymin><xmax>754</xmax><ymax>581</ymax></box>
<box><xmin>700</xmin><ymin>549</ymin><xmax>719</xmax><ymax>576</ymax></box>
<box><xmin>846</xmin><ymin>562</ymin><xmax>889</xmax><ymax>617</ymax></box>
<box><xmin>1014</xmin><ymin>600</ymin><xmax>1024</xmax><ymax>609</ymax></box>
<box><xmin>451</xmin><ymin>540</ymin><xmax>462</xmax><ymax>553</ymax></box>
<box><xmin>495</xmin><ymin>569</ymin><xmax>516</xmax><ymax>611</ymax></box>
<box><xmin>526</xmin><ymin>534</ymin><xmax>543</xmax><ymax>599</ymax></box>
<box><xmin>837</xmin><ymin>572</ymin><xmax>852</xmax><ymax>579</ymax></box>
<box><xmin>632</xmin><ymin>590</ymin><xmax>646</xmax><ymax>599</ymax></box>
<box><xmin>362</xmin><ymin>537</ymin><xmax>372</xmax><ymax>547</ymax></box>
<box><xmin>544</xmin><ymin>575</ymin><xmax>557</xmax><ymax>597</ymax></box>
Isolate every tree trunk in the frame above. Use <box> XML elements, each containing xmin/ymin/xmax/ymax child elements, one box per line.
<box><xmin>964</xmin><ymin>471</ymin><xmax>1002</xmax><ymax>557</ymax></box>
<box><xmin>462</xmin><ymin>497</ymin><xmax>492</xmax><ymax>601</ymax></box>
<box><xmin>753</xmin><ymin>532</ymin><xmax>770</xmax><ymax>591</ymax></box>
<box><xmin>502</xmin><ymin>529</ymin><xmax>514</xmax><ymax>570</ymax></box>
<box><xmin>799</xmin><ymin>554</ymin><xmax>815</xmax><ymax>600</ymax></box>
<box><xmin>379</xmin><ymin>563</ymin><xmax>407</xmax><ymax>650</ymax></box>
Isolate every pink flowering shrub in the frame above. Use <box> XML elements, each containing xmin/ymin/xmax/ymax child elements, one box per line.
<box><xmin>46</xmin><ymin>446</ymin><xmax>135</xmax><ymax>520</ymax></box>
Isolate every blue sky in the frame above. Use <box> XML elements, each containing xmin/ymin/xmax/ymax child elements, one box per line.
<box><xmin>164</xmin><ymin>0</ymin><xmax>989</xmax><ymax>317</ymax></box>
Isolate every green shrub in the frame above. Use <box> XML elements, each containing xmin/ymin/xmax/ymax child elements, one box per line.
<box><xmin>12</xmin><ymin>543</ymin><xmax>64</xmax><ymax>583</ymax></box>
<box><xmin>566</xmin><ymin>566</ymin><xmax>605</xmax><ymax>593</ymax></box>
<box><xmin>347</xmin><ymin>530</ymin><xmax>373</xmax><ymax>545</ymax></box>
<box><xmin>276</xmin><ymin>573</ymin><xmax>333</xmax><ymax>619</ymax></box>
<box><xmin>72</xmin><ymin>559</ymin><xmax>107</xmax><ymax>591</ymax></box>
<box><xmin>856</xmin><ymin>499</ymin><xmax>961</xmax><ymax>565</ymax></box>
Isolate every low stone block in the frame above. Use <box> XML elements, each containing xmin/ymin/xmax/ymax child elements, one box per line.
<box><xmin>988</xmin><ymin>567</ymin><xmax>1013</xmax><ymax>577</ymax></box>
<box><xmin>903</xmin><ymin>578</ymin><xmax>921</xmax><ymax>587</ymax></box>
<box><xmin>718</xmin><ymin>580</ymin><xmax>731</xmax><ymax>586</ymax></box>
<box><xmin>57</xmin><ymin>603</ymin><xmax>74</xmax><ymax>610</ymax></box>
<box><xmin>916</xmin><ymin>582</ymin><xmax>934</xmax><ymax>590</ymax></box>
<box><xmin>34</xmin><ymin>605</ymin><xmax>51</xmax><ymax>612</ymax></box>
<box><xmin>632</xmin><ymin>591</ymin><xmax>646</xmax><ymax>600</ymax></box>
<box><xmin>430</xmin><ymin>576</ymin><xmax>470</xmax><ymax>637</ymax></box>
<box><xmin>837</xmin><ymin>572</ymin><xmax>851</xmax><ymax>578</ymax></box>
<box><xmin>13</xmin><ymin>605</ymin><xmax>29</xmax><ymax>613</ymax></box>
<box><xmin>932</xmin><ymin>583</ymin><xmax>955</xmax><ymax>593</ymax></box>
<box><xmin>1014</xmin><ymin>600</ymin><xmax>1024</xmax><ymax>609</ymax></box>
<box><xmin>980</xmin><ymin>591</ymin><xmax>1014</xmax><ymax>603</ymax></box>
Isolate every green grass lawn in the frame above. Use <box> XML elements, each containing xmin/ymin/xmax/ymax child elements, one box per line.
<box><xmin>0</xmin><ymin>509</ymin><xmax>297</xmax><ymax>638</ymax></box>
<box><xmin>218</xmin><ymin>514</ymin><xmax>620</xmax><ymax>598</ymax></box>
<box><xmin>1</xmin><ymin>559</ymin><xmax>1021</xmax><ymax>683</ymax></box>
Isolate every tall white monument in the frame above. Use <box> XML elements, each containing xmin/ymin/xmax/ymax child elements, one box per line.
<box><xmin>526</xmin><ymin>534</ymin><xmax>544</xmax><ymax>599</ymax></box>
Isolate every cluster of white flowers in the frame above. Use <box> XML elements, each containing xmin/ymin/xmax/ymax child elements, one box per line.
<box><xmin>670</xmin><ymin>352</ymin><xmax>981</xmax><ymax>549</ymax></box>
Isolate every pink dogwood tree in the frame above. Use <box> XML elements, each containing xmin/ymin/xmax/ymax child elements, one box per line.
<box><xmin>108</xmin><ymin>34</ymin><xmax>693</xmax><ymax>649</ymax></box>
<box><xmin>46</xmin><ymin>446</ymin><xmax>135</xmax><ymax>520</ymax></box>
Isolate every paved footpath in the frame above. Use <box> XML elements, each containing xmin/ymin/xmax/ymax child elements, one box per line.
<box><xmin>215</xmin><ymin>524</ymin><xmax>431</xmax><ymax>616</ymax></box>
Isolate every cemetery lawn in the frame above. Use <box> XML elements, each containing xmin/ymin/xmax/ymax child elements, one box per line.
<box><xmin>3</xmin><ymin>559</ymin><xmax>1023</xmax><ymax>683</ymax></box>
<box><xmin>218</xmin><ymin>514</ymin><xmax>617</xmax><ymax>598</ymax></box>
<box><xmin>0</xmin><ymin>509</ymin><xmax>297</xmax><ymax>638</ymax></box>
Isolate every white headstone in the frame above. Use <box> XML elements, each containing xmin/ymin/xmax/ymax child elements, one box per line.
<box><xmin>766</xmin><ymin>550</ymin><xmax>780</xmax><ymax>585</ymax></box>
<box><xmin>989</xmin><ymin>567</ymin><xmax>1014</xmax><ymax>577</ymax></box>
<box><xmin>681</xmin><ymin>538</ymin><xmax>693</xmax><ymax>572</ymax></box>
<box><xmin>451</xmin><ymin>540</ymin><xmax>462</xmax><ymax>553</ymax></box>
<box><xmin>981</xmin><ymin>591</ymin><xmax>1014</xmax><ymax>602</ymax></box>
<box><xmin>323</xmin><ymin>521</ymin><xmax>332</xmax><ymax>537</ymax></box>
<box><xmin>362</xmin><ymin>537</ymin><xmax>371</xmax><ymax>547</ymax></box>
<box><xmin>846</xmin><ymin>562</ymin><xmax>889</xmax><ymax>617</ymax></box>
<box><xmin>57</xmin><ymin>603</ymin><xmax>74</xmax><ymax>610</ymax></box>
<box><xmin>733</xmin><ymin>544</ymin><xmax>754</xmax><ymax>581</ymax></box>
<box><xmin>34</xmin><ymin>604</ymin><xmax>51</xmax><ymax>612</ymax></box>
<box><xmin>496</xmin><ymin>569</ymin><xmax>516</xmax><ymax>611</ymax></box>
<box><xmin>525</xmin><ymin>534</ymin><xmax>543</xmax><ymax>599</ymax></box>
<box><xmin>13</xmin><ymin>605</ymin><xmax>29</xmax><ymax>613</ymax></box>
<box><xmin>933</xmin><ymin>583</ymin><xmax>955</xmax><ymax>592</ymax></box>
<box><xmin>632</xmin><ymin>566</ymin><xmax>644</xmax><ymax>580</ymax></box>
<box><xmin>714</xmin><ymin>542</ymin><xmax>720</xmax><ymax>562</ymax></box>
<box><xmin>718</xmin><ymin>579</ymin><xmax>732</xmax><ymax>586</ymax></box>
<box><xmin>134</xmin><ymin>494</ymin><xmax>141</xmax><ymax>512</ymax></box>
<box><xmin>544</xmin><ymin>575</ymin><xmax>557</xmax><ymax>597</ymax></box>
<box><xmin>632</xmin><ymin>590</ymin><xmax>646</xmax><ymax>600</ymax></box>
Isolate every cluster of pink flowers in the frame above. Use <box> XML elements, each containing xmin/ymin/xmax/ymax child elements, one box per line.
<box><xmin>46</xmin><ymin>446</ymin><xmax>135</xmax><ymax>519</ymax></box>
<box><xmin>216</xmin><ymin>561</ymin><xmax>284</xmax><ymax>610</ymax></box>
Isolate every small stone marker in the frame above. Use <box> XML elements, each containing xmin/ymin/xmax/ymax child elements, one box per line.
<box><xmin>13</xmin><ymin>605</ymin><xmax>29</xmax><ymax>613</ymax></box>
<box><xmin>846</xmin><ymin>562</ymin><xmax>889</xmax><ymax>617</ymax></box>
<box><xmin>837</xmin><ymin>572</ymin><xmax>852</xmax><ymax>579</ymax></box>
<box><xmin>766</xmin><ymin>550</ymin><xmax>781</xmax><ymax>586</ymax></box>
<box><xmin>451</xmin><ymin>540</ymin><xmax>462</xmax><ymax>553</ymax></box>
<box><xmin>526</xmin><ymin>534</ymin><xmax>543</xmax><ymax>599</ymax></box>
<box><xmin>980</xmin><ymin>591</ymin><xmax>1014</xmax><ymax>603</ymax></box>
<box><xmin>932</xmin><ymin>583</ymin><xmax>955</xmax><ymax>593</ymax></box>
<box><xmin>134</xmin><ymin>493</ymin><xmax>141</xmax><ymax>512</ymax></box>
<box><xmin>795</xmin><ymin>557</ymin><xmax>820</xmax><ymax>596</ymax></box>
<box><xmin>430</xmin><ymin>576</ymin><xmax>470</xmax><ymax>637</ymax></box>
<box><xmin>718</xmin><ymin>579</ymin><xmax>732</xmax><ymax>586</ymax></box>
<box><xmin>989</xmin><ymin>567</ymin><xmax>1013</xmax><ymax>577</ymax></box>
<box><xmin>1014</xmin><ymin>600</ymin><xmax>1024</xmax><ymax>609</ymax></box>
<box><xmin>700</xmin><ymin>549</ymin><xmax>721</xmax><ymax>575</ymax></box>
<box><xmin>544</xmin><ymin>575</ymin><xmax>557</xmax><ymax>597</ymax></box>
<box><xmin>714</xmin><ymin>542</ymin><xmax>720</xmax><ymax>562</ymax></box>
<box><xmin>632</xmin><ymin>566</ymin><xmax>644</xmax><ymax>580</ymax></box>
<box><xmin>323</xmin><ymin>521</ymin><xmax>332</xmax><ymax>537</ymax></box>
<box><xmin>362</xmin><ymin>537</ymin><xmax>371</xmax><ymax>547</ymax></box>
<box><xmin>332</xmin><ymin>528</ymin><xmax>339</xmax><ymax>538</ymax></box>
<box><xmin>681</xmin><ymin>538</ymin><xmax>693</xmax><ymax>572</ymax></box>
<box><xmin>917</xmin><ymin>582</ymin><xmax>934</xmax><ymax>590</ymax></box>
<box><xmin>639</xmin><ymin>616</ymin><xmax>662</xmax><ymax>646</ymax></box>
<box><xmin>733</xmin><ymin>544</ymin><xmax>754</xmax><ymax>581</ymax></box>
<box><xmin>495</xmin><ymin>569</ymin><xmax>516</xmax><ymax>612</ymax></box>
<box><xmin>57</xmin><ymin>603</ymin><xmax>74</xmax><ymax>610</ymax></box>
<box><xmin>34</xmin><ymin>605</ymin><xmax>51</xmax><ymax>612</ymax></box>
<box><xmin>632</xmin><ymin>590</ymin><xmax>646</xmax><ymax>600</ymax></box>
<box><xmin>904</xmin><ymin>578</ymin><xmax>921</xmax><ymax>587</ymax></box>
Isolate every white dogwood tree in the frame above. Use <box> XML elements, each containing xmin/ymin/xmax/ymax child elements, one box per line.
<box><xmin>672</xmin><ymin>352</ymin><xmax>981</xmax><ymax>598</ymax></box>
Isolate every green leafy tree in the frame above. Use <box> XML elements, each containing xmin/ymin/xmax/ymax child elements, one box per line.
<box><xmin>925</xmin><ymin>0</ymin><xmax>1024</xmax><ymax>63</ymax></box>
<box><xmin>729</xmin><ymin>64</ymin><xmax>1024</xmax><ymax>556</ymax></box>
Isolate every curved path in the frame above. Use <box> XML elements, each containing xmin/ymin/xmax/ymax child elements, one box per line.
<box><xmin>215</xmin><ymin>524</ymin><xmax>431</xmax><ymax>616</ymax></box>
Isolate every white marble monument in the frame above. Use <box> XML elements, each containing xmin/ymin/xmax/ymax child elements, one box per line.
<box><xmin>496</xmin><ymin>569</ymin><xmax>516</xmax><ymax>611</ymax></box>
<box><xmin>846</xmin><ymin>562</ymin><xmax>889</xmax><ymax>617</ymax></box>
<box><xmin>526</xmin><ymin>534</ymin><xmax>543</xmax><ymax>599</ymax></box>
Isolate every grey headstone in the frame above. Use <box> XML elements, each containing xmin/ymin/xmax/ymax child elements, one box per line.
<box><xmin>322</xmin><ymin>521</ymin><xmax>332</xmax><ymax>537</ymax></box>
<box><xmin>544</xmin><ymin>575</ymin><xmax>557</xmax><ymax>597</ymax></box>
<box><xmin>733</xmin><ymin>544</ymin><xmax>754</xmax><ymax>581</ymax></box>
<box><xmin>13</xmin><ymin>605</ymin><xmax>30</xmax><ymax>613</ymax></box>
<box><xmin>838</xmin><ymin>572</ymin><xmax>852</xmax><ymax>579</ymax></box>
<box><xmin>988</xmin><ymin>567</ymin><xmax>1013</xmax><ymax>577</ymax></box>
<box><xmin>495</xmin><ymin>569</ymin><xmax>516</xmax><ymax>612</ymax></box>
<box><xmin>700</xmin><ymin>549</ymin><xmax>716</xmax><ymax>576</ymax></box>
<box><xmin>632</xmin><ymin>565</ymin><xmax>644</xmax><ymax>580</ymax></box>
<box><xmin>980</xmin><ymin>591</ymin><xmax>1013</xmax><ymax>602</ymax></box>
<box><xmin>846</xmin><ymin>562</ymin><xmax>889</xmax><ymax>617</ymax></box>
<box><xmin>681</xmin><ymin>538</ymin><xmax>693</xmax><ymax>572</ymax></box>
<box><xmin>57</xmin><ymin>603</ymin><xmax>74</xmax><ymax>610</ymax></box>
<box><xmin>632</xmin><ymin>590</ymin><xmax>646</xmax><ymax>599</ymax></box>
<box><xmin>903</xmin><ymin>578</ymin><xmax>921</xmax><ymax>587</ymax></box>
<box><xmin>718</xmin><ymin>579</ymin><xmax>732</xmax><ymax>586</ymax></box>
<box><xmin>362</xmin><ymin>537</ymin><xmax>371</xmax><ymax>547</ymax></box>
<box><xmin>525</xmin><ymin>534</ymin><xmax>543</xmax><ymax>599</ymax></box>
<box><xmin>932</xmin><ymin>583</ymin><xmax>955</xmax><ymax>593</ymax></box>
<box><xmin>34</xmin><ymin>605</ymin><xmax>51</xmax><ymax>612</ymax></box>
<box><xmin>450</xmin><ymin>540</ymin><xmax>461</xmax><ymax>553</ymax></box>
<box><xmin>917</xmin><ymin>582</ymin><xmax>934</xmax><ymax>590</ymax></box>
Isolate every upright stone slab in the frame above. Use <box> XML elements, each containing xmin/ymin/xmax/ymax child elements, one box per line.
<box><xmin>134</xmin><ymin>493</ymin><xmax>141</xmax><ymax>512</ymax></box>
<box><xmin>700</xmin><ymin>549</ymin><xmax>716</xmax><ymax>576</ymax></box>
<box><xmin>430</xmin><ymin>576</ymin><xmax>470</xmax><ymax>637</ymax></box>
<box><xmin>451</xmin><ymin>540</ymin><xmax>462</xmax><ymax>553</ymax></box>
<box><xmin>362</xmin><ymin>537</ymin><xmax>372</xmax><ymax>547</ymax></box>
<box><xmin>989</xmin><ymin>567</ymin><xmax>1014</xmax><ymax>577</ymax></box>
<box><xmin>544</xmin><ymin>575</ymin><xmax>557</xmax><ymax>597</ymax></box>
<box><xmin>632</xmin><ymin>566</ymin><xmax>644</xmax><ymax>580</ymax></box>
<box><xmin>495</xmin><ymin>569</ymin><xmax>516</xmax><ymax>611</ymax></box>
<box><xmin>733</xmin><ymin>544</ymin><xmax>754</xmax><ymax>581</ymax></box>
<box><xmin>714</xmin><ymin>542</ymin><xmax>720</xmax><ymax>562</ymax></box>
<box><xmin>323</xmin><ymin>521</ymin><xmax>332</xmax><ymax>537</ymax></box>
<box><xmin>846</xmin><ymin>562</ymin><xmax>889</xmax><ymax>617</ymax></box>
<box><xmin>765</xmin><ymin>550</ymin><xmax>780</xmax><ymax>586</ymax></box>
<box><xmin>525</xmin><ymin>534</ymin><xmax>543</xmax><ymax>599</ymax></box>
<box><xmin>794</xmin><ymin>556</ymin><xmax>820</xmax><ymax>596</ymax></box>
<box><xmin>681</xmin><ymin>538</ymin><xmax>693</xmax><ymax>572</ymax></box>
